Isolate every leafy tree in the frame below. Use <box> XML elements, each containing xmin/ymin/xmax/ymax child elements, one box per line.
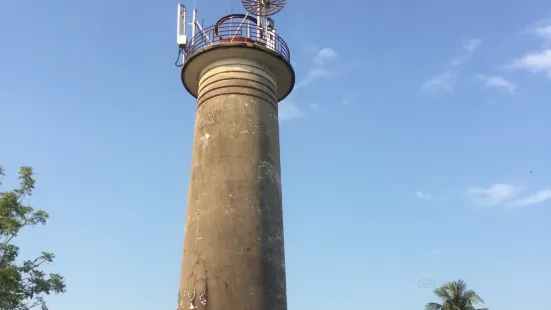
<box><xmin>425</xmin><ymin>279</ymin><xmax>488</xmax><ymax>310</ymax></box>
<box><xmin>0</xmin><ymin>166</ymin><xmax>66</xmax><ymax>310</ymax></box>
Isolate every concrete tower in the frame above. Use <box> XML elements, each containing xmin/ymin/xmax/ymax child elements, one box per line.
<box><xmin>175</xmin><ymin>1</ymin><xmax>294</xmax><ymax>309</ymax></box>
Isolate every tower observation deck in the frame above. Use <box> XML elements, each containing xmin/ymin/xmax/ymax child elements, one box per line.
<box><xmin>175</xmin><ymin>1</ymin><xmax>294</xmax><ymax>310</ymax></box>
<box><xmin>181</xmin><ymin>12</ymin><xmax>294</xmax><ymax>101</ymax></box>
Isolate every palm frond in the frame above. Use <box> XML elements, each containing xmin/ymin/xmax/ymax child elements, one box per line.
<box><xmin>427</xmin><ymin>279</ymin><xmax>488</xmax><ymax>310</ymax></box>
<box><xmin>433</xmin><ymin>287</ymin><xmax>452</xmax><ymax>301</ymax></box>
<box><xmin>463</xmin><ymin>290</ymin><xmax>484</xmax><ymax>304</ymax></box>
<box><xmin>425</xmin><ymin>302</ymin><xmax>442</xmax><ymax>310</ymax></box>
<box><xmin>447</xmin><ymin>279</ymin><xmax>467</xmax><ymax>297</ymax></box>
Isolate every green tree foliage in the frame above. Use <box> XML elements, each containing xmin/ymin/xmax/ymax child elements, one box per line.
<box><xmin>426</xmin><ymin>279</ymin><xmax>488</xmax><ymax>310</ymax></box>
<box><xmin>0</xmin><ymin>166</ymin><xmax>66</xmax><ymax>310</ymax></box>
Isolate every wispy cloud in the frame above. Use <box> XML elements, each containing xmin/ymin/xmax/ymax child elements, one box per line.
<box><xmin>315</xmin><ymin>48</ymin><xmax>338</xmax><ymax>65</ymax></box>
<box><xmin>521</xmin><ymin>17</ymin><xmax>551</xmax><ymax>37</ymax></box>
<box><xmin>508</xmin><ymin>49</ymin><xmax>551</xmax><ymax>77</ymax></box>
<box><xmin>278</xmin><ymin>101</ymin><xmax>303</xmax><ymax>121</ymax></box>
<box><xmin>309</xmin><ymin>102</ymin><xmax>320</xmax><ymax>111</ymax></box>
<box><xmin>422</xmin><ymin>71</ymin><xmax>455</xmax><ymax>93</ymax></box>
<box><xmin>341</xmin><ymin>98</ymin><xmax>353</xmax><ymax>106</ymax></box>
<box><xmin>284</xmin><ymin>47</ymin><xmax>340</xmax><ymax>119</ymax></box>
<box><xmin>340</xmin><ymin>92</ymin><xmax>356</xmax><ymax>107</ymax></box>
<box><xmin>421</xmin><ymin>38</ymin><xmax>482</xmax><ymax>93</ymax></box>
<box><xmin>427</xmin><ymin>250</ymin><xmax>439</xmax><ymax>256</ymax></box>
<box><xmin>463</xmin><ymin>39</ymin><xmax>483</xmax><ymax>52</ymax></box>
<box><xmin>451</xmin><ymin>56</ymin><xmax>467</xmax><ymax>68</ymax></box>
<box><xmin>466</xmin><ymin>183</ymin><xmax>551</xmax><ymax>209</ymax></box>
<box><xmin>508</xmin><ymin>21</ymin><xmax>551</xmax><ymax>77</ymax></box>
<box><xmin>296</xmin><ymin>47</ymin><xmax>338</xmax><ymax>89</ymax></box>
<box><xmin>296</xmin><ymin>68</ymin><xmax>331</xmax><ymax>89</ymax></box>
<box><xmin>416</xmin><ymin>191</ymin><xmax>433</xmax><ymax>200</ymax></box>
<box><xmin>535</xmin><ymin>25</ymin><xmax>551</xmax><ymax>40</ymax></box>
<box><xmin>476</xmin><ymin>75</ymin><xmax>517</xmax><ymax>94</ymax></box>
<box><xmin>308</xmin><ymin>102</ymin><xmax>329</xmax><ymax>112</ymax></box>
<box><xmin>466</xmin><ymin>184</ymin><xmax>518</xmax><ymax>207</ymax></box>
<box><xmin>510</xmin><ymin>188</ymin><xmax>551</xmax><ymax>207</ymax></box>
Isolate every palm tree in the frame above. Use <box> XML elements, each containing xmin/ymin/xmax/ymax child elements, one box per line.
<box><xmin>425</xmin><ymin>279</ymin><xmax>488</xmax><ymax>310</ymax></box>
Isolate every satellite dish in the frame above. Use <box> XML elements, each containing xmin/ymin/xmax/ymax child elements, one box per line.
<box><xmin>241</xmin><ymin>0</ymin><xmax>286</xmax><ymax>17</ymax></box>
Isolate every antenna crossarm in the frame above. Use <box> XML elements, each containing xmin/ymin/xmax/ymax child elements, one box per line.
<box><xmin>230</xmin><ymin>12</ymin><xmax>250</xmax><ymax>41</ymax></box>
<box><xmin>194</xmin><ymin>21</ymin><xmax>212</xmax><ymax>44</ymax></box>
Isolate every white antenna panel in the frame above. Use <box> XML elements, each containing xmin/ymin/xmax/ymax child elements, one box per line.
<box><xmin>266</xmin><ymin>28</ymin><xmax>276</xmax><ymax>51</ymax></box>
<box><xmin>177</xmin><ymin>4</ymin><xmax>187</xmax><ymax>47</ymax></box>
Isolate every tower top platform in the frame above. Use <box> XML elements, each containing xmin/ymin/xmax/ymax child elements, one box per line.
<box><xmin>180</xmin><ymin>14</ymin><xmax>295</xmax><ymax>102</ymax></box>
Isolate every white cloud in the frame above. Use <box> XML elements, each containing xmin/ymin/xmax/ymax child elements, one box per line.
<box><xmin>507</xmin><ymin>21</ymin><xmax>551</xmax><ymax>77</ymax></box>
<box><xmin>304</xmin><ymin>44</ymin><xmax>320</xmax><ymax>54</ymax></box>
<box><xmin>416</xmin><ymin>191</ymin><xmax>433</xmax><ymax>200</ymax></box>
<box><xmin>307</xmin><ymin>100</ymin><xmax>351</xmax><ymax>112</ymax></box>
<box><xmin>477</xmin><ymin>75</ymin><xmax>517</xmax><ymax>94</ymax></box>
<box><xmin>451</xmin><ymin>40</ymin><xmax>482</xmax><ymax>67</ymax></box>
<box><xmin>296</xmin><ymin>47</ymin><xmax>339</xmax><ymax>89</ymax></box>
<box><xmin>296</xmin><ymin>68</ymin><xmax>331</xmax><ymax>89</ymax></box>
<box><xmin>309</xmin><ymin>102</ymin><xmax>320</xmax><ymax>110</ymax></box>
<box><xmin>522</xmin><ymin>18</ymin><xmax>551</xmax><ymax>36</ymax></box>
<box><xmin>466</xmin><ymin>183</ymin><xmax>518</xmax><ymax>207</ymax></box>
<box><xmin>451</xmin><ymin>55</ymin><xmax>468</xmax><ymax>68</ymax></box>
<box><xmin>467</xmin><ymin>182</ymin><xmax>551</xmax><ymax>209</ymax></box>
<box><xmin>296</xmin><ymin>47</ymin><xmax>340</xmax><ymax>89</ymax></box>
<box><xmin>509</xmin><ymin>49</ymin><xmax>551</xmax><ymax>77</ymax></box>
<box><xmin>278</xmin><ymin>101</ymin><xmax>303</xmax><ymax>121</ymax></box>
<box><xmin>308</xmin><ymin>102</ymin><xmax>329</xmax><ymax>112</ymax></box>
<box><xmin>315</xmin><ymin>48</ymin><xmax>338</xmax><ymax>64</ymax></box>
<box><xmin>422</xmin><ymin>38</ymin><xmax>482</xmax><ymax>93</ymax></box>
<box><xmin>535</xmin><ymin>25</ymin><xmax>551</xmax><ymax>40</ymax></box>
<box><xmin>510</xmin><ymin>188</ymin><xmax>551</xmax><ymax>207</ymax></box>
<box><xmin>427</xmin><ymin>250</ymin><xmax>439</xmax><ymax>256</ymax></box>
<box><xmin>464</xmin><ymin>38</ymin><xmax>483</xmax><ymax>52</ymax></box>
<box><xmin>421</xmin><ymin>71</ymin><xmax>455</xmax><ymax>93</ymax></box>
<box><xmin>341</xmin><ymin>99</ymin><xmax>352</xmax><ymax>106</ymax></box>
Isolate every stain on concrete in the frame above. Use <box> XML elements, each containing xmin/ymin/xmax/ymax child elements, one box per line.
<box><xmin>178</xmin><ymin>57</ymin><xmax>288</xmax><ymax>310</ymax></box>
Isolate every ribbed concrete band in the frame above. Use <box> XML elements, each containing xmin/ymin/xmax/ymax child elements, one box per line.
<box><xmin>197</xmin><ymin>58</ymin><xmax>279</xmax><ymax>110</ymax></box>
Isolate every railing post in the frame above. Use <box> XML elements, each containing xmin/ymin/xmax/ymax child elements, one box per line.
<box><xmin>183</xmin><ymin>23</ymin><xmax>290</xmax><ymax>62</ymax></box>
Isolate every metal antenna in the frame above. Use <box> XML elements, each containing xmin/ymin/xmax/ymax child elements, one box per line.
<box><xmin>241</xmin><ymin>0</ymin><xmax>286</xmax><ymax>42</ymax></box>
<box><xmin>177</xmin><ymin>4</ymin><xmax>187</xmax><ymax>48</ymax></box>
<box><xmin>241</xmin><ymin>0</ymin><xmax>286</xmax><ymax>17</ymax></box>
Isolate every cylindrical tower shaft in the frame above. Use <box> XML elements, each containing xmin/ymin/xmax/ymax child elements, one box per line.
<box><xmin>178</xmin><ymin>57</ymin><xmax>287</xmax><ymax>310</ymax></box>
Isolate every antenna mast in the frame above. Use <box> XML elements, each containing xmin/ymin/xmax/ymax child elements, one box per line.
<box><xmin>175</xmin><ymin>2</ymin><xmax>203</xmax><ymax>66</ymax></box>
<box><xmin>176</xmin><ymin>0</ymin><xmax>287</xmax><ymax>66</ymax></box>
<box><xmin>177</xmin><ymin>4</ymin><xmax>187</xmax><ymax>48</ymax></box>
<box><xmin>241</xmin><ymin>0</ymin><xmax>286</xmax><ymax>46</ymax></box>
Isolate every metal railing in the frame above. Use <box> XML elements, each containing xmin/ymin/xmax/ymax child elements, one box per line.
<box><xmin>184</xmin><ymin>20</ymin><xmax>291</xmax><ymax>62</ymax></box>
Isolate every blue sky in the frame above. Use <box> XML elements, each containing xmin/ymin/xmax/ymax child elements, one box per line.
<box><xmin>1</xmin><ymin>0</ymin><xmax>551</xmax><ymax>309</ymax></box>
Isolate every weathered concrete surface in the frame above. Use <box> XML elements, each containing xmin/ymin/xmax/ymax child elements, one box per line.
<box><xmin>177</xmin><ymin>57</ymin><xmax>287</xmax><ymax>310</ymax></box>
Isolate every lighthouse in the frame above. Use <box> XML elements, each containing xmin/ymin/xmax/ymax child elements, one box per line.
<box><xmin>175</xmin><ymin>1</ymin><xmax>295</xmax><ymax>309</ymax></box>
